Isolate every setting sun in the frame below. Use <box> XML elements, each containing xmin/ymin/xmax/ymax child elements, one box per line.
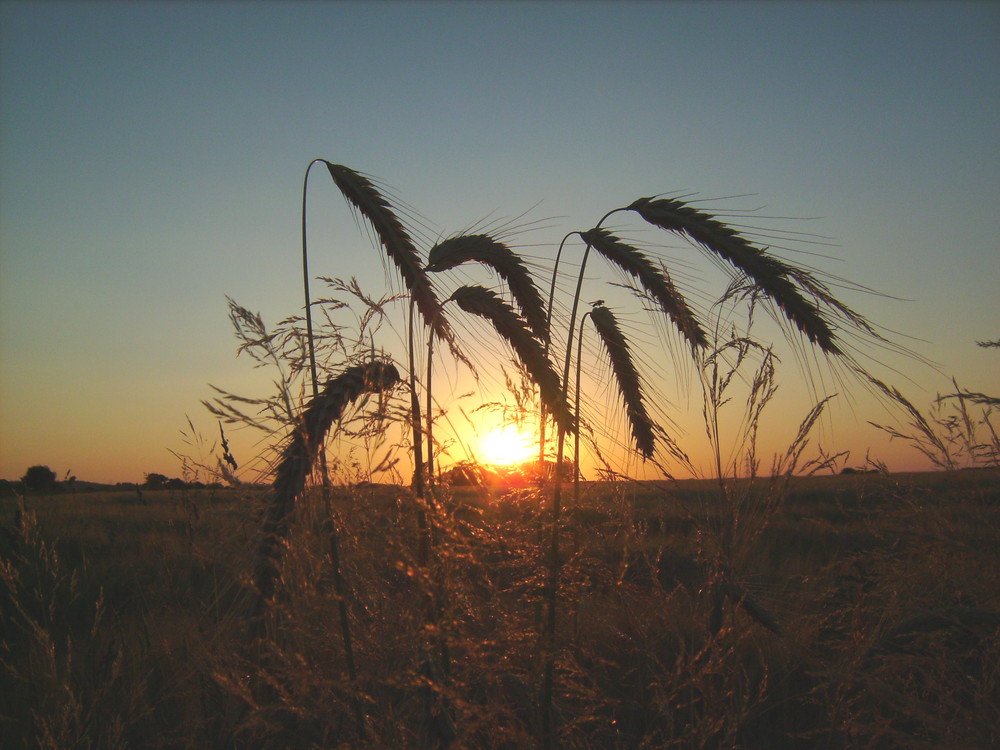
<box><xmin>479</xmin><ymin>424</ymin><xmax>536</xmax><ymax>467</ymax></box>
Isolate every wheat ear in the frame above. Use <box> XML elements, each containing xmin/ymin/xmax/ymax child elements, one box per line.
<box><xmin>579</xmin><ymin>227</ymin><xmax>707</xmax><ymax>350</ymax></box>
<box><xmin>252</xmin><ymin>361</ymin><xmax>401</xmax><ymax>618</ymax></box>
<box><xmin>427</xmin><ymin>234</ymin><xmax>550</xmax><ymax>342</ymax></box>
<box><xmin>589</xmin><ymin>304</ymin><xmax>656</xmax><ymax>459</ymax></box>
<box><xmin>628</xmin><ymin>197</ymin><xmax>840</xmax><ymax>355</ymax></box>
<box><xmin>323</xmin><ymin>163</ymin><xmax>452</xmax><ymax>346</ymax></box>
<box><xmin>449</xmin><ymin>285</ymin><xmax>573</xmax><ymax>434</ymax></box>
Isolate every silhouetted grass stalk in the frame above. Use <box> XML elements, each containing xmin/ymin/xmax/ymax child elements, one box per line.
<box><xmin>299</xmin><ymin>158</ymin><xmax>365</xmax><ymax>737</ymax></box>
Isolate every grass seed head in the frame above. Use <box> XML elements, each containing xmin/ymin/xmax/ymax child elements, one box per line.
<box><xmin>254</xmin><ymin>361</ymin><xmax>401</xmax><ymax>612</ymax></box>
<box><xmin>589</xmin><ymin>304</ymin><xmax>656</xmax><ymax>459</ymax></box>
<box><xmin>579</xmin><ymin>227</ymin><xmax>707</xmax><ymax>351</ymax></box>
<box><xmin>627</xmin><ymin>196</ymin><xmax>841</xmax><ymax>355</ymax></box>
<box><xmin>428</xmin><ymin>234</ymin><xmax>549</xmax><ymax>342</ymax></box>
<box><xmin>450</xmin><ymin>284</ymin><xmax>574</xmax><ymax>434</ymax></box>
<box><xmin>324</xmin><ymin>163</ymin><xmax>453</xmax><ymax>347</ymax></box>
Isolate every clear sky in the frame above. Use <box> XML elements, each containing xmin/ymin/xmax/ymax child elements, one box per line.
<box><xmin>1</xmin><ymin>1</ymin><xmax>998</xmax><ymax>484</ymax></box>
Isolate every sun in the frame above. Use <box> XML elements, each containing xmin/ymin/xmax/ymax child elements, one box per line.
<box><xmin>479</xmin><ymin>424</ymin><xmax>536</xmax><ymax>467</ymax></box>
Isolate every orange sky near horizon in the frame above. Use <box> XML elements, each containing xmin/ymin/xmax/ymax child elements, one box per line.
<box><xmin>1</xmin><ymin>3</ymin><xmax>996</xmax><ymax>486</ymax></box>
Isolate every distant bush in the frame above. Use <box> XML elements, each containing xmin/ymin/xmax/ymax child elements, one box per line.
<box><xmin>20</xmin><ymin>465</ymin><xmax>57</xmax><ymax>494</ymax></box>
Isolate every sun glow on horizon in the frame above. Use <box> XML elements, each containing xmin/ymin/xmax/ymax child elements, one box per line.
<box><xmin>479</xmin><ymin>424</ymin><xmax>537</xmax><ymax>467</ymax></box>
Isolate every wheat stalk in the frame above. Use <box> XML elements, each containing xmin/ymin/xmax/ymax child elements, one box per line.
<box><xmin>627</xmin><ymin>196</ymin><xmax>841</xmax><ymax>354</ymax></box>
<box><xmin>588</xmin><ymin>304</ymin><xmax>656</xmax><ymax>459</ymax></box>
<box><xmin>427</xmin><ymin>234</ymin><xmax>550</xmax><ymax>342</ymax></box>
<box><xmin>323</xmin><ymin>163</ymin><xmax>453</xmax><ymax>348</ymax></box>
<box><xmin>252</xmin><ymin>361</ymin><xmax>401</xmax><ymax>619</ymax></box>
<box><xmin>449</xmin><ymin>285</ymin><xmax>573</xmax><ymax>435</ymax></box>
<box><xmin>580</xmin><ymin>227</ymin><xmax>707</xmax><ymax>351</ymax></box>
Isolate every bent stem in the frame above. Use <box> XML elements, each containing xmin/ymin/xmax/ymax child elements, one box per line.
<box><xmin>541</xmin><ymin>239</ymin><xmax>589</xmax><ymax>749</ymax></box>
<box><xmin>541</xmin><ymin>209</ymin><xmax>622</xmax><ymax>747</ymax></box>
<box><xmin>300</xmin><ymin>158</ymin><xmax>365</xmax><ymax>738</ymax></box>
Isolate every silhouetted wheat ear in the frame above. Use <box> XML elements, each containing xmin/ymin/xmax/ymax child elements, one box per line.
<box><xmin>627</xmin><ymin>197</ymin><xmax>841</xmax><ymax>355</ymax></box>
<box><xmin>450</xmin><ymin>284</ymin><xmax>574</xmax><ymax>434</ymax></box>
<box><xmin>589</xmin><ymin>304</ymin><xmax>656</xmax><ymax>459</ymax></box>
<box><xmin>580</xmin><ymin>228</ymin><xmax>707</xmax><ymax>350</ymax></box>
<box><xmin>427</xmin><ymin>234</ymin><xmax>550</xmax><ymax>342</ymax></box>
<box><xmin>323</xmin><ymin>162</ymin><xmax>452</xmax><ymax>345</ymax></box>
<box><xmin>253</xmin><ymin>361</ymin><xmax>401</xmax><ymax>612</ymax></box>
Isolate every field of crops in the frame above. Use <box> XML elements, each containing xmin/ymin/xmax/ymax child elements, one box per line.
<box><xmin>2</xmin><ymin>469</ymin><xmax>998</xmax><ymax>749</ymax></box>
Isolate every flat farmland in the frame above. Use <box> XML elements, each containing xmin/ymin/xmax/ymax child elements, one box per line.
<box><xmin>2</xmin><ymin>469</ymin><xmax>998</xmax><ymax>748</ymax></box>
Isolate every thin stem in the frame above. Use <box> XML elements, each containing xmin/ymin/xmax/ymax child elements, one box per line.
<box><xmin>426</xmin><ymin>326</ymin><xmax>435</xmax><ymax>490</ymax></box>
<box><xmin>539</xmin><ymin>232</ymin><xmax>576</xmax><ymax>468</ymax></box>
<box><xmin>408</xmin><ymin>302</ymin><xmax>426</xmax><ymax>496</ymax></box>
<box><xmin>542</xmin><ymin>208</ymin><xmax>623</xmax><ymax>748</ymax></box>
<box><xmin>574</xmin><ymin>312</ymin><xmax>592</xmax><ymax>509</ymax></box>
<box><xmin>302</xmin><ymin>158</ymin><xmax>325</xmax><ymax>399</ymax></box>
<box><xmin>542</xmin><ymin>238</ymin><xmax>590</xmax><ymax>749</ymax></box>
<box><xmin>301</xmin><ymin>158</ymin><xmax>365</xmax><ymax>738</ymax></box>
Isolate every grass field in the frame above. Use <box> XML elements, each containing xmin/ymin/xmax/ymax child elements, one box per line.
<box><xmin>2</xmin><ymin>469</ymin><xmax>998</xmax><ymax>749</ymax></box>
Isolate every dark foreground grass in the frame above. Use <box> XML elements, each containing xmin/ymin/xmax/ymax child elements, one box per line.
<box><xmin>2</xmin><ymin>470</ymin><xmax>998</xmax><ymax>749</ymax></box>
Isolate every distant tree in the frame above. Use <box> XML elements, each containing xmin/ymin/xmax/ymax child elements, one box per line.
<box><xmin>144</xmin><ymin>473</ymin><xmax>169</xmax><ymax>489</ymax></box>
<box><xmin>165</xmin><ymin>477</ymin><xmax>186</xmax><ymax>490</ymax></box>
<box><xmin>21</xmin><ymin>465</ymin><xmax>57</xmax><ymax>494</ymax></box>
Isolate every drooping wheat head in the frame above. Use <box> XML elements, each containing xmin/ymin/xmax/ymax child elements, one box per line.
<box><xmin>579</xmin><ymin>227</ymin><xmax>708</xmax><ymax>351</ymax></box>
<box><xmin>252</xmin><ymin>360</ymin><xmax>401</xmax><ymax>616</ymax></box>
<box><xmin>449</xmin><ymin>284</ymin><xmax>574</xmax><ymax>435</ymax></box>
<box><xmin>427</xmin><ymin>234</ymin><xmax>550</xmax><ymax>342</ymax></box>
<box><xmin>627</xmin><ymin>196</ymin><xmax>841</xmax><ymax>355</ymax></box>
<box><xmin>588</xmin><ymin>304</ymin><xmax>656</xmax><ymax>459</ymax></box>
<box><xmin>323</xmin><ymin>163</ymin><xmax>453</xmax><ymax>348</ymax></box>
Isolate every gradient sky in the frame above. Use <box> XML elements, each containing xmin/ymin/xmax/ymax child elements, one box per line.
<box><xmin>1</xmin><ymin>1</ymin><xmax>998</xmax><ymax>484</ymax></box>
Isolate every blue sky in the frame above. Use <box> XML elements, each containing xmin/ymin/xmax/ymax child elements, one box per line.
<box><xmin>1</xmin><ymin>1</ymin><xmax>998</xmax><ymax>483</ymax></box>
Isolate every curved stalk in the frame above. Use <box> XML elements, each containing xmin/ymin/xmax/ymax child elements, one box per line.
<box><xmin>302</xmin><ymin>158</ymin><xmax>325</xmax><ymax>399</ymax></box>
<box><xmin>573</xmin><ymin>311</ymin><xmax>592</xmax><ymax>509</ymax></box>
<box><xmin>538</xmin><ymin>232</ymin><xmax>575</xmax><ymax>469</ymax></box>
<box><xmin>539</xmin><ymin>209</ymin><xmax>625</xmax><ymax>468</ymax></box>
<box><xmin>408</xmin><ymin>301</ymin><xmax>427</xmax><ymax>506</ymax></box>
<box><xmin>541</xmin><ymin>208</ymin><xmax>623</xmax><ymax>748</ymax></box>
<box><xmin>300</xmin><ymin>157</ymin><xmax>365</xmax><ymax>738</ymax></box>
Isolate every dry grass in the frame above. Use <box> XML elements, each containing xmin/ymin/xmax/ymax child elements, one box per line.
<box><xmin>3</xmin><ymin>471</ymin><xmax>998</xmax><ymax>749</ymax></box>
